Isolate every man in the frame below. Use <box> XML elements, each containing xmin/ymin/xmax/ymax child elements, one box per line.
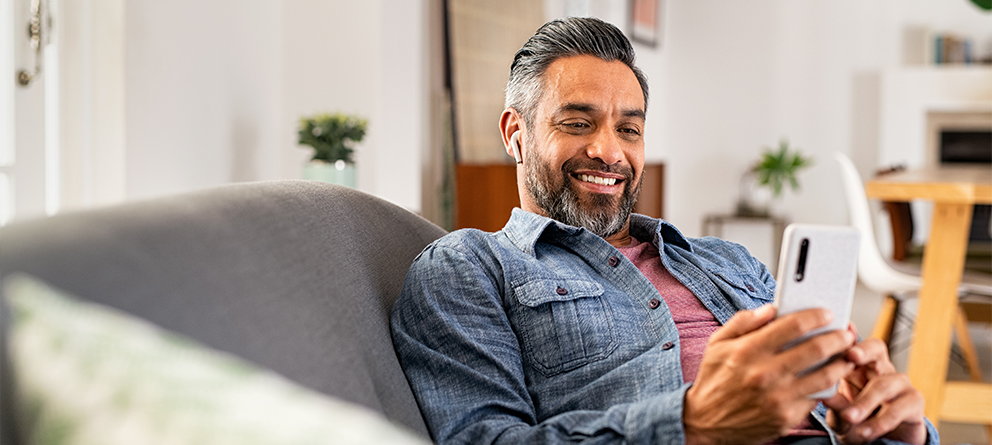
<box><xmin>391</xmin><ymin>17</ymin><xmax>935</xmax><ymax>445</ymax></box>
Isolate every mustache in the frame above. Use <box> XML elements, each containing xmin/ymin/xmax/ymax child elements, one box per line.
<box><xmin>560</xmin><ymin>158</ymin><xmax>634</xmax><ymax>181</ymax></box>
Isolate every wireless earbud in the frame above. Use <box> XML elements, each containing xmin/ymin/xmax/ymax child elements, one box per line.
<box><xmin>510</xmin><ymin>131</ymin><xmax>522</xmax><ymax>164</ymax></box>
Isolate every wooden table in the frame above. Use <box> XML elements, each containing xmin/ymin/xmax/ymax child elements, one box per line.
<box><xmin>865</xmin><ymin>165</ymin><xmax>992</xmax><ymax>427</ymax></box>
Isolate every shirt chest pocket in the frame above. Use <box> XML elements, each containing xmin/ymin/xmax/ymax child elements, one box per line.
<box><xmin>510</xmin><ymin>278</ymin><xmax>618</xmax><ymax>377</ymax></box>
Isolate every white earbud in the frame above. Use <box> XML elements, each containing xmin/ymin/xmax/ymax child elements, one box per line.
<box><xmin>510</xmin><ymin>131</ymin><xmax>522</xmax><ymax>164</ymax></box>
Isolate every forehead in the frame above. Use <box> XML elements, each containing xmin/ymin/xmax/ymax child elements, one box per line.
<box><xmin>538</xmin><ymin>55</ymin><xmax>645</xmax><ymax>115</ymax></box>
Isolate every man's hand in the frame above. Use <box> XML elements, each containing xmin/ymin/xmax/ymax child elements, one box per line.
<box><xmin>684</xmin><ymin>305</ymin><xmax>856</xmax><ymax>445</ymax></box>
<box><xmin>823</xmin><ymin>333</ymin><xmax>927</xmax><ymax>445</ymax></box>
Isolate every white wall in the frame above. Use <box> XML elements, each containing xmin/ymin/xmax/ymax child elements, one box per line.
<box><xmin>122</xmin><ymin>0</ymin><xmax>427</xmax><ymax>213</ymax></box>
<box><xmin>125</xmin><ymin>1</ymin><xmax>282</xmax><ymax>200</ymax></box>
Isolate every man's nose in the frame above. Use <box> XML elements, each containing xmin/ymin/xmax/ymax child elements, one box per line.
<box><xmin>585</xmin><ymin>129</ymin><xmax>624</xmax><ymax>165</ymax></box>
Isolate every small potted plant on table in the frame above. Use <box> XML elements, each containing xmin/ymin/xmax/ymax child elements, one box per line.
<box><xmin>736</xmin><ymin>139</ymin><xmax>812</xmax><ymax>217</ymax></box>
<box><xmin>298</xmin><ymin>112</ymin><xmax>367</xmax><ymax>188</ymax></box>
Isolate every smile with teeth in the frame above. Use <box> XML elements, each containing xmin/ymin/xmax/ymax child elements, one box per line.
<box><xmin>577</xmin><ymin>174</ymin><xmax>619</xmax><ymax>186</ymax></box>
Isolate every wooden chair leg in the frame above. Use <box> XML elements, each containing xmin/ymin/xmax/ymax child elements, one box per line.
<box><xmin>952</xmin><ymin>303</ymin><xmax>988</xmax><ymax>445</ymax></box>
<box><xmin>954</xmin><ymin>306</ymin><xmax>984</xmax><ymax>383</ymax></box>
<box><xmin>871</xmin><ymin>294</ymin><xmax>899</xmax><ymax>347</ymax></box>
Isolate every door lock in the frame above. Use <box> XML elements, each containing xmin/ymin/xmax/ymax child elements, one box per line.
<box><xmin>16</xmin><ymin>0</ymin><xmax>47</xmax><ymax>87</ymax></box>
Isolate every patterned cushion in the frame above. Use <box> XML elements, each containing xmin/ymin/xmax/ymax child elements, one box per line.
<box><xmin>5</xmin><ymin>274</ymin><xmax>429</xmax><ymax>445</ymax></box>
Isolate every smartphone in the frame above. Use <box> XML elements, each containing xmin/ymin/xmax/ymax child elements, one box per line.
<box><xmin>773</xmin><ymin>223</ymin><xmax>860</xmax><ymax>399</ymax></box>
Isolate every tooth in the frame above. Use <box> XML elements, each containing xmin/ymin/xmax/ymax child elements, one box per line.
<box><xmin>577</xmin><ymin>174</ymin><xmax>618</xmax><ymax>186</ymax></box>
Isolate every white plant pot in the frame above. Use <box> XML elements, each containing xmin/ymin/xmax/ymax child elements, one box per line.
<box><xmin>736</xmin><ymin>170</ymin><xmax>773</xmax><ymax>217</ymax></box>
<box><xmin>303</xmin><ymin>160</ymin><xmax>356</xmax><ymax>188</ymax></box>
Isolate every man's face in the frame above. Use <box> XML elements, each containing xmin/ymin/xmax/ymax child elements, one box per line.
<box><xmin>521</xmin><ymin>55</ymin><xmax>646</xmax><ymax>238</ymax></box>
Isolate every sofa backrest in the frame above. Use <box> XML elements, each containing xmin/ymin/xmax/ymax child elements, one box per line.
<box><xmin>0</xmin><ymin>180</ymin><xmax>447</xmax><ymax>441</ymax></box>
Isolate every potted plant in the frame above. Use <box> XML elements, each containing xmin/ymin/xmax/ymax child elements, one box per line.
<box><xmin>736</xmin><ymin>139</ymin><xmax>812</xmax><ymax>217</ymax></box>
<box><xmin>298</xmin><ymin>112</ymin><xmax>368</xmax><ymax>188</ymax></box>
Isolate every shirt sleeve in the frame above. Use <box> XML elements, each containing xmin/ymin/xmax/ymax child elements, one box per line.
<box><xmin>390</xmin><ymin>242</ymin><xmax>691</xmax><ymax>445</ymax></box>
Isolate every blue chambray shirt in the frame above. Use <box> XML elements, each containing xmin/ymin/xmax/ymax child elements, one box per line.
<box><xmin>390</xmin><ymin>209</ymin><xmax>938</xmax><ymax>445</ymax></box>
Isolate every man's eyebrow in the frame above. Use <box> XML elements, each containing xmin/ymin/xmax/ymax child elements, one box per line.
<box><xmin>558</xmin><ymin>103</ymin><xmax>595</xmax><ymax>114</ymax></box>
<box><xmin>622</xmin><ymin>109</ymin><xmax>646</xmax><ymax>120</ymax></box>
<box><xmin>557</xmin><ymin>103</ymin><xmax>646</xmax><ymax>120</ymax></box>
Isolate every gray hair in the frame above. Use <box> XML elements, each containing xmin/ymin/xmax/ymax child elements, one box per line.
<box><xmin>505</xmin><ymin>17</ymin><xmax>649</xmax><ymax>128</ymax></box>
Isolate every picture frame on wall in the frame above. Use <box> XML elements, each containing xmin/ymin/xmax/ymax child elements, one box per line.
<box><xmin>629</xmin><ymin>0</ymin><xmax>661</xmax><ymax>47</ymax></box>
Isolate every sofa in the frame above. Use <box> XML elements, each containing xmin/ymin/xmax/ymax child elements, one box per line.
<box><xmin>0</xmin><ymin>180</ymin><xmax>447</xmax><ymax>444</ymax></box>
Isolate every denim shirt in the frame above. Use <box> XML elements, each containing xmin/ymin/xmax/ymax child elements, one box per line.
<box><xmin>391</xmin><ymin>209</ymin><xmax>938</xmax><ymax>445</ymax></box>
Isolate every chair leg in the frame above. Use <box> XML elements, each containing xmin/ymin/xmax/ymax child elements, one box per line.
<box><xmin>871</xmin><ymin>294</ymin><xmax>899</xmax><ymax>347</ymax></box>
<box><xmin>954</xmin><ymin>306</ymin><xmax>983</xmax><ymax>383</ymax></box>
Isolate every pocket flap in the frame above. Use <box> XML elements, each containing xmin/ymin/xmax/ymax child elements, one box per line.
<box><xmin>710</xmin><ymin>269</ymin><xmax>773</xmax><ymax>301</ymax></box>
<box><xmin>513</xmin><ymin>279</ymin><xmax>605</xmax><ymax>307</ymax></box>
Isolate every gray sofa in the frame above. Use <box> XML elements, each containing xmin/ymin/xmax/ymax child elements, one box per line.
<box><xmin>0</xmin><ymin>180</ymin><xmax>447</xmax><ymax>443</ymax></box>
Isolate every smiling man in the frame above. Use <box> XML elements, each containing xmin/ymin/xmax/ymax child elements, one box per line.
<box><xmin>391</xmin><ymin>17</ymin><xmax>935</xmax><ymax>445</ymax></box>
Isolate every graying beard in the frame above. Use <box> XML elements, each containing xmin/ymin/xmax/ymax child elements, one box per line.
<box><xmin>525</xmin><ymin>160</ymin><xmax>640</xmax><ymax>239</ymax></box>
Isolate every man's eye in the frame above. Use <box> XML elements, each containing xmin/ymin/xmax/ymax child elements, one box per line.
<box><xmin>558</xmin><ymin>121</ymin><xmax>591</xmax><ymax>133</ymax></box>
<box><xmin>619</xmin><ymin>127</ymin><xmax>641</xmax><ymax>136</ymax></box>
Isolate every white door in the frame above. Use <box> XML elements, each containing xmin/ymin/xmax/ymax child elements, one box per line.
<box><xmin>2</xmin><ymin>0</ymin><xmax>57</xmax><ymax>224</ymax></box>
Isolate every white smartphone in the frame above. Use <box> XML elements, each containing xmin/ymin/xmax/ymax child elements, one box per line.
<box><xmin>773</xmin><ymin>223</ymin><xmax>860</xmax><ymax>399</ymax></box>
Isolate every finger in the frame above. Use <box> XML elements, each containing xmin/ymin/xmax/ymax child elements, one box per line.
<box><xmin>841</xmin><ymin>365</ymin><xmax>870</xmax><ymax>393</ymax></box>
<box><xmin>756</xmin><ymin>308</ymin><xmax>835</xmax><ymax>352</ymax></box>
<box><xmin>709</xmin><ymin>304</ymin><xmax>776</xmax><ymax>342</ymax></box>
<box><xmin>840</xmin><ymin>373</ymin><xmax>913</xmax><ymax>425</ymax></box>
<box><xmin>778</xmin><ymin>329</ymin><xmax>856</xmax><ymax>376</ymax></box>
<box><xmin>791</xmin><ymin>355</ymin><xmax>854</xmax><ymax>399</ymax></box>
<box><xmin>822</xmin><ymin>391</ymin><xmax>853</xmax><ymax>413</ymax></box>
<box><xmin>825</xmin><ymin>398</ymin><xmax>854</xmax><ymax>436</ymax></box>
<box><xmin>845</xmin><ymin>338</ymin><xmax>896</xmax><ymax>374</ymax></box>
<box><xmin>837</xmin><ymin>372</ymin><xmax>865</xmax><ymax>397</ymax></box>
<box><xmin>844</xmin><ymin>390</ymin><xmax>925</xmax><ymax>444</ymax></box>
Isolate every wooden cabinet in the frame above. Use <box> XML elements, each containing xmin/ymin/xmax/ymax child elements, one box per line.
<box><xmin>454</xmin><ymin>164</ymin><xmax>520</xmax><ymax>232</ymax></box>
<box><xmin>456</xmin><ymin>163</ymin><xmax>664</xmax><ymax>232</ymax></box>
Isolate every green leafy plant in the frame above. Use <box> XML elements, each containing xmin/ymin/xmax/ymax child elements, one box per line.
<box><xmin>753</xmin><ymin>140</ymin><xmax>812</xmax><ymax>198</ymax></box>
<box><xmin>298</xmin><ymin>113</ymin><xmax>368</xmax><ymax>164</ymax></box>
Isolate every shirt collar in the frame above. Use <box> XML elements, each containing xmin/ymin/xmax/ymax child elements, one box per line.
<box><xmin>502</xmin><ymin>208</ymin><xmax>693</xmax><ymax>256</ymax></box>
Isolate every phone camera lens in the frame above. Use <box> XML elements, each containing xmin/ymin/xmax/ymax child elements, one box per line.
<box><xmin>794</xmin><ymin>238</ymin><xmax>809</xmax><ymax>282</ymax></box>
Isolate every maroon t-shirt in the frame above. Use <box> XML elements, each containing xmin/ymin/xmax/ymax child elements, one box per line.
<box><xmin>615</xmin><ymin>236</ymin><xmax>719</xmax><ymax>383</ymax></box>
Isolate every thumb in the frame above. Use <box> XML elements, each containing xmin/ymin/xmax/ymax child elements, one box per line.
<box><xmin>821</xmin><ymin>391</ymin><xmax>852</xmax><ymax>412</ymax></box>
<box><xmin>822</xmin><ymin>392</ymin><xmax>854</xmax><ymax>434</ymax></box>
<box><xmin>709</xmin><ymin>304</ymin><xmax>776</xmax><ymax>342</ymax></box>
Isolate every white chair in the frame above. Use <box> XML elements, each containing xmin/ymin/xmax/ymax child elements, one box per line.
<box><xmin>834</xmin><ymin>152</ymin><xmax>990</xmax><ymax>382</ymax></box>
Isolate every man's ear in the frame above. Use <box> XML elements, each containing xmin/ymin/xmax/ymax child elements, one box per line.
<box><xmin>499</xmin><ymin>108</ymin><xmax>525</xmax><ymax>164</ymax></box>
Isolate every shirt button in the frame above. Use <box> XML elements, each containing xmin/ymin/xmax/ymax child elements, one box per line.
<box><xmin>648</xmin><ymin>298</ymin><xmax>660</xmax><ymax>309</ymax></box>
<box><xmin>662</xmin><ymin>342</ymin><xmax>675</xmax><ymax>350</ymax></box>
<box><xmin>608</xmin><ymin>256</ymin><xmax>620</xmax><ymax>267</ymax></box>
<box><xmin>556</xmin><ymin>286</ymin><xmax>568</xmax><ymax>295</ymax></box>
<box><xmin>746</xmin><ymin>284</ymin><xmax>755</xmax><ymax>292</ymax></box>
